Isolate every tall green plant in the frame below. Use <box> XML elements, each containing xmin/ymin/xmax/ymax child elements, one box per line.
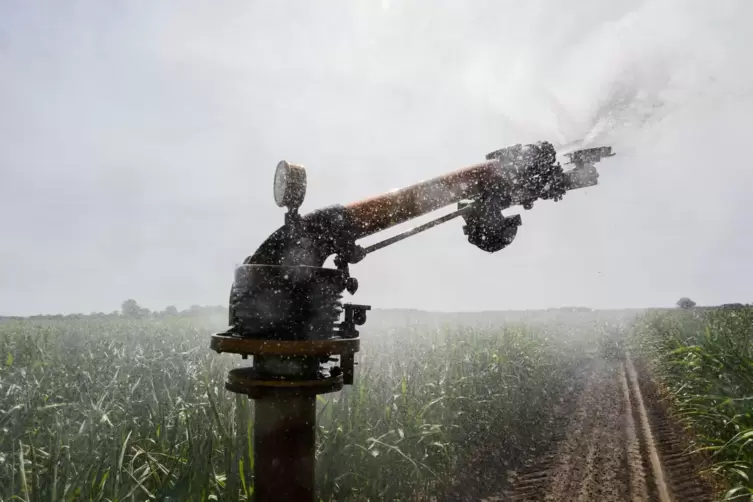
<box><xmin>633</xmin><ymin>308</ymin><xmax>753</xmax><ymax>500</ymax></box>
<box><xmin>1</xmin><ymin>316</ymin><xmax>595</xmax><ymax>501</ymax></box>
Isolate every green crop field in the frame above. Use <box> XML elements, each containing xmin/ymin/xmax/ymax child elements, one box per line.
<box><xmin>632</xmin><ymin>306</ymin><xmax>753</xmax><ymax>500</ymax></box>
<box><xmin>1</xmin><ymin>306</ymin><xmax>750</xmax><ymax>501</ymax></box>
<box><xmin>0</xmin><ymin>312</ymin><xmax>609</xmax><ymax>502</ymax></box>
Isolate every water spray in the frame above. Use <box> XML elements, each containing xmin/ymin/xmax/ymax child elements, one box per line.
<box><xmin>210</xmin><ymin>141</ymin><xmax>615</xmax><ymax>501</ymax></box>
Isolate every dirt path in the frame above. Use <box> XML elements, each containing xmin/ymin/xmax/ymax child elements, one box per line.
<box><xmin>480</xmin><ymin>355</ymin><xmax>714</xmax><ymax>502</ymax></box>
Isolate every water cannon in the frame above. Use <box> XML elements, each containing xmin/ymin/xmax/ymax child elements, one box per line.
<box><xmin>210</xmin><ymin>141</ymin><xmax>614</xmax><ymax>502</ymax></box>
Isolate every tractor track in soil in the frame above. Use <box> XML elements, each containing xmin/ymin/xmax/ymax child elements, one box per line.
<box><xmin>447</xmin><ymin>354</ymin><xmax>716</xmax><ymax>501</ymax></box>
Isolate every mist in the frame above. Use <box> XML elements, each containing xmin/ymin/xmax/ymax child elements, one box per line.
<box><xmin>1</xmin><ymin>0</ymin><xmax>752</xmax><ymax>315</ymax></box>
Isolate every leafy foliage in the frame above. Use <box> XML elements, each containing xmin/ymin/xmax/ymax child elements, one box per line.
<box><xmin>677</xmin><ymin>297</ymin><xmax>697</xmax><ymax>309</ymax></box>
<box><xmin>0</xmin><ymin>316</ymin><xmax>594</xmax><ymax>501</ymax></box>
<box><xmin>633</xmin><ymin>307</ymin><xmax>753</xmax><ymax>500</ymax></box>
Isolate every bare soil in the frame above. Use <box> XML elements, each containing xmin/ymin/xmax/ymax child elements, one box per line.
<box><xmin>443</xmin><ymin>355</ymin><xmax>716</xmax><ymax>502</ymax></box>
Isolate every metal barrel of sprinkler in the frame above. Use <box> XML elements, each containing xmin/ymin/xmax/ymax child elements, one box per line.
<box><xmin>210</xmin><ymin>143</ymin><xmax>614</xmax><ymax>502</ymax></box>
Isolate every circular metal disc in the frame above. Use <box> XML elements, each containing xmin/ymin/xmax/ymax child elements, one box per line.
<box><xmin>273</xmin><ymin>161</ymin><xmax>290</xmax><ymax>207</ymax></box>
<box><xmin>273</xmin><ymin>160</ymin><xmax>306</xmax><ymax>209</ymax></box>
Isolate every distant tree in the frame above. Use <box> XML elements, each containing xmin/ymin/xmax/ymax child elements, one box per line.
<box><xmin>122</xmin><ymin>299</ymin><xmax>140</xmax><ymax>317</ymax></box>
<box><xmin>676</xmin><ymin>297</ymin><xmax>696</xmax><ymax>309</ymax></box>
<box><xmin>163</xmin><ymin>305</ymin><xmax>179</xmax><ymax>316</ymax></box>
<box><xmin>122</xmin><ymin>299</ymin><xmax>150</xmax><ymax>318</ymax></box>
<box><xmin>720</xmin><ymin>303</ymin><xmax>744</xmax><ymax>310</ymax></box>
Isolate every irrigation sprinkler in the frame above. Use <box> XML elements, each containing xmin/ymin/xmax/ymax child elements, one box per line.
<box><xmin>210</xmin><ymin>142</ymin><xmax>615</xmax><ymax>501</ymax></box>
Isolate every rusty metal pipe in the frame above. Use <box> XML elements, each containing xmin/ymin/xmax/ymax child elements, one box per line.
<box><xmin>344</xmin><ymin>160</ymin><xmax>499</xmax><ymax>239</ymax></box>
<box><xmin>254</xmin><ymin>396</ymin><xmax>317</xmax><ymax>502</ymax></box>
<box><xmin>246</xmin><ymin>144</ymin><xmax>613</xmax><ymax>268</ymax></box>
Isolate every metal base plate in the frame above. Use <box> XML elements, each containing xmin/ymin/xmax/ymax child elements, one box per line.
<box><xmin>210</xmin><ymin>332</ymin><xmax>360</xmax><ymax>357</ymax></box>
<box><xmin>226</xmin><ymin>367</ymin><xmax>344</xmax><ymax>398</ymax></box>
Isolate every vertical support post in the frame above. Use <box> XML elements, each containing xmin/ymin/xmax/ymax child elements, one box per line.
<box><xmin>253</xmin><ymin>395</ymin><xmax>317</xmax><ymax>502</ymax></box>
<box><xmin>210</xmin><ymin>334</ymin><xmax>361</xmax><ymax>502</ymax></box>
<box><xmin>341</xmin><ymin>353</ymin><xmax>355</xmax><ymax>385</ymax></box>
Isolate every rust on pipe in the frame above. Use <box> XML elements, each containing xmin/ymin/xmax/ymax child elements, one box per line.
<box><xmin>344</xmin><ymin>160</ymin><xmax>500</xmax><ymax>239</ymax></box>
<box><xmin>254</xmin><ymin>396</ymin><xmax>316</xmax><ymax>502</ymax></box>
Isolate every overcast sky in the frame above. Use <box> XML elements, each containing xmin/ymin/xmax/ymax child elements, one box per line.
<box><xmin>1</xmin><ymin>0</ymin><xmax>752</xmax><ymax>315</ymax></box>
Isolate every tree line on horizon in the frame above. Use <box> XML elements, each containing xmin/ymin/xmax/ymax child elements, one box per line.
<box><xmin>1</xmin><ymin>297</ymin><xmax>749</xmax><ymax>321</ymax></box>
<box><xmin>0</xmin><ymin>299</ymin><xmax>228</xmax><ymax>321</ymax></box>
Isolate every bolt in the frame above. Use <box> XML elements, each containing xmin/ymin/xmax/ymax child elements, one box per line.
<box><xmin>346</xmin><ymin>277</ymin><xmax>359</xmax><ymax>295</ymax></box>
